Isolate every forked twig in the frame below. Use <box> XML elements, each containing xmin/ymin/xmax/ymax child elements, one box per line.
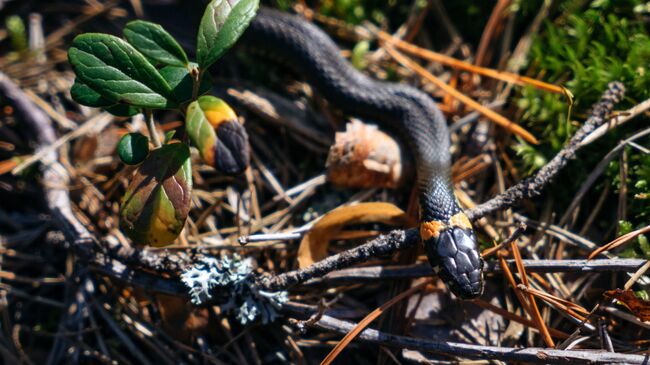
<box><xmin>467</xmin><ymin>81</ymin><xmax>625</xmax><ymax>220</ymax></box>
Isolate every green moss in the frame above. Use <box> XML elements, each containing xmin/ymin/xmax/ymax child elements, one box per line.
<box><xmin>516</xmin><ymin>0</ymin><xmax>650</xmax><ymax>225</ymax></box>
<box><xmin>317</xmin><ymin>0</ymin><xmax>415</xmax><ymax>26</ymax></box>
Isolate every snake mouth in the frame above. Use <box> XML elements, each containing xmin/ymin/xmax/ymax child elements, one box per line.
<box><xmin>423</xmin><ymin>227</ymin><xmax>484</xmax><ymax>299</ymax></box>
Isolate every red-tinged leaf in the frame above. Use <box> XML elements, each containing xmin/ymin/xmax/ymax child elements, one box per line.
<box><xmin>186</xmin><ymin>95</ymin><xmax>249</xmax><ymax>175</ymax></box>
<box><xmin>120</xmin><ymin>142</ymin><xmax>192</xmax><ymax>247</ymax></box>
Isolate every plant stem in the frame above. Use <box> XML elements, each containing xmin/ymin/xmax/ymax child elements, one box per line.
<box><xmin>145</xmin><ymin>109</ymin><xmax>162</xmax><ymax>148</ymax></box>
<box><xmin>191</xmin><ymin>67</ymin><xmax>202</xmax><ymax>101</ymax></box>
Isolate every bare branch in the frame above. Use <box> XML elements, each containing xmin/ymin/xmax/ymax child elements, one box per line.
<box><xmin>259</xmin><ymin>229</ymin><xmax>419</xmax><ymax>291</ymax></box>
<box><xmin>307</xmin><ymin>259</ymin><xmax>648</xmax><ymax>286</ymax></box>
<box><xmin>467</xmin><ymin>82</ymin><xmax>625</xmax><ymax>220</ymax></box>
<box><xmin>286</xmin><ymin>306</ymin><xmax>649</xmax><ymax>365</ymax></box>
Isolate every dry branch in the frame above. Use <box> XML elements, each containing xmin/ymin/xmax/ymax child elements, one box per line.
<box><xmin>308</xmin><ymin>258</ymin><xmax>649</xmax><ymax>285</ymax></box>
<box><xmin>467</xmin><ymin>81</ymin><xmax>625</xmax><ymax>219</ymax></box>
<box><xmin>285</xmin><ymin>306</ymin><xmax>650</xmax><ymax>365</ymax></box>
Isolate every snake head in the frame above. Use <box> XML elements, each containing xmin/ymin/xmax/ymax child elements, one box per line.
<box><xmin>421</xmin><ymin>218</ymin><xmax>484</xmax><ymax>299</ymax></box>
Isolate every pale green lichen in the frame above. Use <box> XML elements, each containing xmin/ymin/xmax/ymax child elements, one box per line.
<box><xmin>181</xmin><ymin>255</ymin><xmax>288</xmax><ymax>325</ymax></box>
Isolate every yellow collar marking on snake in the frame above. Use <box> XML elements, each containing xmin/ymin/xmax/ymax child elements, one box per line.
<box><xmin>419</xmin><ymin>212</ymin><xmax>473</xmax><ymax>240</ymax></box>
<box><xmin>449</xmin><ymin>212</ymin><xmax>472</xmax><ymax>230</ymax></box>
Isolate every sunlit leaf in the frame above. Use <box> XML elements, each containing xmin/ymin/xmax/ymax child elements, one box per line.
<box><xmin>123</xmin><ymin>20</ymin><xmax>189</xmax><ymax>67</ymax></box>
<box><xmin>120</xmin><ymin>142</ymin><xmax>192</xmax><ymax>247</ymax></box>
<box><xmin>351</xmin><ymin>40</ymin><xmax>370</xmax><ymax>70</ymax></box>
<box><xmin>71</xmin><ymin>79</ymin><xmax>141</xmax><ymax>116</ymax></box>
<box><xmin>68</xmin><ymin>33</ymin><xmax>175</xmax><ymax>109</ymax></box>
<box><xmin>163</xmin><ymin>130</ymin><xmax>176</xmax><ymax>144</ymax></box>
<box><xmin>186</xmin><ymin>95</ymin><xmax>249</xmax><ymax>175</ymax></box>
<box><xmin>197</xmin><ymin>0</ymin><xmax>259</xmax><ymax>69</ymax></box>
<box><xmin>6</xmin><ymin>16</ymin><xmax>27</xmax><ymax>52</ymax></box>
<box><xmin>297</xmin><ymin>202</ymin><xmax>416</xmax><ymax>268</ymax></box>
<box><xmin>71</xmin><ymin>80</ymin><xmax>113</xmax><ymax>107</ymax></box>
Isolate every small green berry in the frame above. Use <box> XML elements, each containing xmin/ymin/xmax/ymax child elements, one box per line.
<box><xmin>117</xmin><ymin>133</ymin><xmax>149</xmax><ymax>165</ymax></box>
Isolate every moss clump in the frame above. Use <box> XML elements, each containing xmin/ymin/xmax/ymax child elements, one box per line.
<box><xmin>516</xmin><ymin>0</ymin><xmax>650</xmax><ymax>227</ymax></box>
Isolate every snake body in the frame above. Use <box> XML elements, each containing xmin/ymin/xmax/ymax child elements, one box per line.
<box><xmin>242</xmin><ymin>8</ymin><xmax>484</xmax><ymax>299</ymax></box>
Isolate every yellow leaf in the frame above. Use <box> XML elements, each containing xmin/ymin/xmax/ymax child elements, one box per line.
<box><xmin>297</xmin><ymin>202</ymin><xmax>415</xmax><ymax>268</ymax></box>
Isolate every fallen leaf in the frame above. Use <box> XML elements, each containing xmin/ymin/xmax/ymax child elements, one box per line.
<box><xmin>297</xmin><ymin>202</ymin><xmax>415</xmax><ymax>268</ymax></box>
<box><xmin>604</xmin><ymin>288</ymin><xmax>650</xmax><ymax>321</ymax></box>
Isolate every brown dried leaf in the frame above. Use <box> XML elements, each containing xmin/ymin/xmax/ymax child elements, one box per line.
<box><xmin>297</xmin><ymin>202</ymin><xmax>415</xmax><ymax>268</ymax></box>
<box><xmin>604</xmin><ymin>289</ymin><xmax>650</xmax><ymax>321</ymax></box>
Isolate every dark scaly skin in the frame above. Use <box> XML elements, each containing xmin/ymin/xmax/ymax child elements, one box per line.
<box><xmin>243</xmin><ymin>9</ymin><xmax>484</xmax><ymax>298</ymax></box>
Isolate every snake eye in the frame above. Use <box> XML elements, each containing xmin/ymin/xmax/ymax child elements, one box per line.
<box><xmin>423</xmin><ymin>227</ymin><xmax>484</xmax><ymax>299</ymax></box>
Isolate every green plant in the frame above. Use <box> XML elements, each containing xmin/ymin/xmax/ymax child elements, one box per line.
<box><xmin>516</xmin><ymin>0</ymin><xmax>650</xmax><ymax>225</ymax></box>
<box><xmin>6</xmin><ymin>15</ymin><xmax>27</xmax><ymax>53</ymax></box>
<box><xmin>68</xmin><ymin>0</ymin><xmax>259</xmax><ymax>247</ymax></box>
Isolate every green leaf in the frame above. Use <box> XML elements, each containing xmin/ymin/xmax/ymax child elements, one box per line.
<box><xmin>164</xmin><ymin>130</ymin><xmax>176</xmax><ymax>144</ymax></box>
<box><xmin>197</xmin><ymin>0</ymin><xmax>259</xmax><ymax>69</ymax></box>
<box><xmin>352</xmin><ymin>40</ymin><xmax>370</xmax><ymax>70</ymax></box>
<box><xmin>68</xmin><ymin>33</ymin><xmax>175</xmax><ymax>109</ymax></box>
<box><xmin>118</xmin><ymin>133</ymin><xmax>150</xmax><ymax>165</ymax></box>
<box><xmin>186</xmin><ymin>95</ymin><xmax>249</xmax><ymax>175</ymax></box>
<box><xmin>6</xmin><ymin>16</ymin><xmax>27</xmax><ymax>52</ymax></box>
<box><xmin>71</xmin><ymin>80</ymin><xmax>114</xmax><ymax>107</ymax></box>
<box><xmin>105</xmin><ymin>104</ymin><xmax>141</xmax><ymax>117</ymax></box>
<box><xmin>123</xmin><ymin>20</ymin><xmax>189</xmax><ymax>67</ymax></box>
<box><xmin>120</xmin><ymin>142</ymin><xmax>192</xmax><ymax>246</ymax></box>
<box><xmin>159</xmin><ymin>64</ymin><xmax>212</xmax><ymax>104</ymax></box>
<box><xmin>71</xmin><ymin>79</ymin><xmax>140</xmax><ymax>116</ymax></box>
<box><xmin>71</xmin><ymin>79</ymin><xmax>141</xmax><ymax>116</ymax></box>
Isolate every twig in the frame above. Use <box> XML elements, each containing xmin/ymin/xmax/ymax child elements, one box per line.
<box><xmin>238</xmin><ymin>230</ymin><xmax>304</xmax><ymax>245</ymax></box>
<box><xmin>474</xmin><ymin>0</ymin><xmax>510</xmax><ymax>67</ymax></box>
<box><xmin>321</xmin><ymin>280</ymin><xmax>429</xmax><ymax>365</ymax></box>
<box><xmin>467</xmin><ymin>82</ymin><xmax>625</xmax><ymax>220</ymax></box>
<box><xmin>145</xmin><ymin>109</ymin><xmax>161</xmax><ymax>148</ymax></box>
<box><xmin>291</xmin><ymin>308</ymin><xmax>649</xmax><ymax>364</ymax></box>
<box><xmin>559</xmin><ymin>128</ymin><xmax>650</xmax><ymax>226</ymax></box>
<box><xmin>579</xmin><ymin>97</ymin><xmax>650</xmax><ymax>147</ymax></box>
<box><xmin>259</xmin><ymin>229</ymin><xmax>419</xmax><ymax>291</ymax></box>
<box><xmin>383</xmin><ymin>44</ymin><xmax>539</xmax><ymax>144</ymax></box>
<box><xmin>588</xmin><ymin>224</ymin><xmax>650</xmax><ymax>259</ymax></box>
<box><xmin>481</xmin><ymin>222</ymin><xmax>526</xmax><ymax>258</ymax></box>
<box><xmin>0</xmin><ymin>72</ymin><xmax>95</xmax><ymax>246</ymax></box>
<box><xmin>306</xmin><ymin>259</ymin><xmax>648</xmax><ymax>285</ymax></box>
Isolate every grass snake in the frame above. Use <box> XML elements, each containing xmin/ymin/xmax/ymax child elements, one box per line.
<box><xmin>241</xmin><ymin>8</ymin><xmax>484</xmax><ymax>299</ymax></box>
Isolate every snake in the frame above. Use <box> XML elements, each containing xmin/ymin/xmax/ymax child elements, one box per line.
<box><xmin>240</xmin><ymin>8</ymin><xmax>484</xmax><ymax>299</ymax></box>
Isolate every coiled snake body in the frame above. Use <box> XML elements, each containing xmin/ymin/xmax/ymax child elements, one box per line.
<box><xmin>243</xmin><ymin>8</ymin><xmax>484</xmax><ymax>299</ymax></box>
